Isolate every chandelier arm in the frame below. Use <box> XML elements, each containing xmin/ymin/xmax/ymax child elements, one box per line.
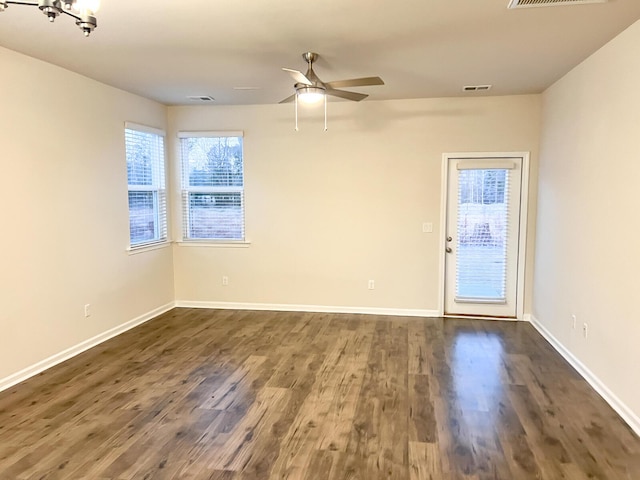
<box><xmin>59</xmin><ymin>7</ymin><xmax>80</xmax><ymax>20</ymax></box>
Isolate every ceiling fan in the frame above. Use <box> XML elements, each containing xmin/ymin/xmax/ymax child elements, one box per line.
<box><xmin>279</xmin><ymin>52</ymin><xmax>384</xmax><ymax>104</ymax></box>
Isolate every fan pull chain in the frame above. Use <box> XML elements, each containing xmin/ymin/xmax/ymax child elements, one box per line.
<box><xmin>324</xmin><ymin>94</ymin><xmax>327</xmax><ymax>132</ymax></box>
<box><xmin>294</xmin><ymin>94</ymin><xmax>299</xmax><ymax>132</ymax></box>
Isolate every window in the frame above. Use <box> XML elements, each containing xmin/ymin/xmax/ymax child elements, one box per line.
<box><xmin>125</xmin><ymin>123</ymin><xmax>167</xmax><ymax>247</ymax></box>
<box><xmin>179</xmin><ymin>131</ymin><xmax>245</xmax><ymax>241</ymax></box>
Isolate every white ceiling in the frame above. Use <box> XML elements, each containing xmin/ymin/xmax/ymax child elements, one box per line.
<box><xmin>1</xmin><ymin>0</ymin><xmax>639</xmax><ymax>106</ymax></box>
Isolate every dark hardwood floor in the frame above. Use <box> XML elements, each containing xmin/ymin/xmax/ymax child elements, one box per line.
<box><xmin>0</xmin><ymin>308</ymin><xmax>638</xmax><ymax>479</ymax></box>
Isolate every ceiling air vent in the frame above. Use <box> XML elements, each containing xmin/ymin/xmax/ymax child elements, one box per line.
<box><xmin>187</xmin><ymin>95</ymin><xmax>215</xmax><ymax>102</ymax></box>
<box><xmin>463</xmin><ymin>85</ymin><xmax>492</xmax><ymax>92</ymax></box>
<box><xmin>508</xmin><ymin>0</ymin><xmax>607</xmax><ymax>8</ymax></box>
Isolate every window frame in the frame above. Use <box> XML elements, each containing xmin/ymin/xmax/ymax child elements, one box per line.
<box><xmin>178</xmin><ymin>131</ymin><xmax>247</xmax><ymax>244</ymax></box>
<box><xmin>125</xmin><ymin>122</ymin><xmax>169</xmax><ymax>251</ymax></box>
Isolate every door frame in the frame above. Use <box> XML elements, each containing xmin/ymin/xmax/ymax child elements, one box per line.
<box><xmin>438</xmin><ymin>152</ymin><xmax>530</xmax><ymax>320</ymax></box>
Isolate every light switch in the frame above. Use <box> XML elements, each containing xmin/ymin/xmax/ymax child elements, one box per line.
<box><xmin>422</xmin><ymin>222</ymin><xmax>433</xmax><ymax>233</ymax></box>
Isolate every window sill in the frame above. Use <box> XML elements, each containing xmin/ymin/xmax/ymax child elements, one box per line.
<box><xmin>176</xmin><ymin>240</ymin><xmax>251</xmax><ymax>248</ymax></box>
<box><xmin>127</xmin><ymin>241</ymin><xmax>172</xmax><ymax>255</ymax></box>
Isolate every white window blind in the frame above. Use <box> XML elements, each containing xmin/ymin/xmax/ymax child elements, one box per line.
<box><xmin>455</xmin><ymin>168</ymin><xmax>510</xmax><ymax>303</ymax></box>
<box><xmin>125</xmin><ymin>123</ymin><xmax>167</xmax><ymax>247</ymax></box>
<box><xmin>179</xmin><ymin>132</ymin><xmax>245</xmax><ymax>241</ymax></box>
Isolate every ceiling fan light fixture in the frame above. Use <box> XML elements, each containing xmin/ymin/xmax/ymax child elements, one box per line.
<box><xmin>296</xmin><ymin>86</ymin><xmax>325</xmax><ymax>104</ymax></box>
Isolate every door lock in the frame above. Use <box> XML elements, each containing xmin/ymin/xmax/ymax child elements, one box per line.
<box><xmin>446</xmin><ymin>247</ymin><xmax>453</xmax><ymax>253</ymax></box>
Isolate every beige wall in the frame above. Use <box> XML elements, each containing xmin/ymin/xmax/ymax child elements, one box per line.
<box><xmin>169</xmin><ymin>95</ymin><xmax>541</xmax><ymax>313</ymax></box>
<box><xmin>0</xmin><ymin>47</ymin><xmax>174</xmax><ymax>381</ymax></box>
<box><xmin>534</xmin><ymin>20</ymin><xmax>640</xmax><ymax>423</ymax></box>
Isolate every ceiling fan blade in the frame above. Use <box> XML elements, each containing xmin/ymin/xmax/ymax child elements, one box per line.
<box><xmin>326</xmin><ymin>88</ymin><xmax>368</xmax><ymax>102</ymax></box>
<box><xmin>282</xmin><ymin>68</ymin><xmax>313</xmax><ymax>86</ymax></box>
<box><xmin>325</xmin><ymin>76</ymin><xmax>384</xmax><ymax>89</ymax></box>
<box><xmin>279</xmin><ymin>94</ymin><xmax>296</xmax><ymax>104</ymax></box>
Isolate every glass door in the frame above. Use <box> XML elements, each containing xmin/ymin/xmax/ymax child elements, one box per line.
<box><xmin>444</xmin><ymin>157</ymin><xmax>523</xmax><ymax>318</ymax></box>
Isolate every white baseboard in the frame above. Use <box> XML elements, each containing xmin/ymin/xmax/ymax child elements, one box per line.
<box><xmin>175</xmin><ymin>300</ymin><xmax>440</xmax><ymax>318</ymax></box>
<box><xmin>528</xmin><ymin>315</ymin><xmax>640</xmax><ymax>437</ymax></box>
<box><xmin>0</xmin><ymin>302</ymin><xmax>175</xmax><ymax>393</ymax></box>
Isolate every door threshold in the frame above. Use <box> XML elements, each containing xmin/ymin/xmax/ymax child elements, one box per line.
<box><xmin>444</xmin><ymin>313</ymin><xmax>519</xmax><ymax>321</ymax></box>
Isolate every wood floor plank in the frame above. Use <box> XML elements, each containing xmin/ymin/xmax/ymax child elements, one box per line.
<box><xmin>266</xmin><ymin>351</ymin><xmax>321</xmax><ymax>390</ymax></box>
<box><xmin>408</xmin><ymin>321</ymin><xmax>430</xmax><ymax>376</ymax></box>
<box><xmin>317</xmin><ymin>325</ymin><xmax>373</xmax><ymax>452</ymax></box>
<box><xmin>345</xmin><ymin>318</ymin><xmax>409</xmax><ymax>479</ymax></box>
<box><xmin>426</xmin><ymin>334</ymin><xmax>475</xmax><ymax>477</ymax></box>
<box><xmin>408</xmin><ymin>374</ymin><xmax>436</xmax><ymax>443</ymax></box>
<box><xmin>201</xmin><ymin>356</ymin><xmax>268</xmax><ymax>410</ymax></box>
<box><xmin>0</xmin><ymin>309</ymin><xmax>639</xmax><ymax>480</ymax></box>
<box><xmin>267</xmin><ymin>328</ymin><xmax>373</xmax><ymax>480</ymax></box>
<box><xmin>494</xmin><ymin>393</ymin><xmax>543</xmax><ymax>479</ymax></box>
<box><xmin>169</xmin><ymin>411</ymin><xmax>243</xmax><ymax>480</ymax></box>
<box><xmin>208</xmin><ymin>387</ymin><xmax>290</xmax><ymax>472</ymax></box>
<box><xmin>408</xmin><ymin>441</ymin><xmax>441</xmax><ymax>480</ymax></box>
<box><xmin>506</xmin><ymin>384</ymin><xmax>568</xmax><ymax>479</ymax></box>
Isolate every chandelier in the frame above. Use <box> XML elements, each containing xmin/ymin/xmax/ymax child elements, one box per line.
<box><xmin>0</xmin><ymin>0</ymin><xmax>100</xmax><ymax>36</ymax></box>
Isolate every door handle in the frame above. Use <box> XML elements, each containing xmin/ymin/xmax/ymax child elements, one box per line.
<box><xmin>446</xmin><ymin>247</ymin><xmax>453</xmax><ymax>253</ymax></box>
<box><xmin>447</xmin><ymin>236</ymin><xmax>452</xmax><ymax>242</ymax></box>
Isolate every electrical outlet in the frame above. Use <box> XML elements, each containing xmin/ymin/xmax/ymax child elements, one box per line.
<box><xmin>582</xmin><ymin>322</ymin><xmax>588</xmax><ymax>339</ymax></box>
<box><xmin>368</xmin><ymin>280</ymin><xmax>375</xmax><ymax>290</ymax></box>
<box><xmin>222</xmin><ymin>276</ymin><xmax>229</xmax><ymax>286</ymax></box>
<box><xmin>422</xmin><ymin>222</ymin><xmax>433</xmax><ymax>233</ymax></box>
<box><xmin>84</xmin><ymin>304</ymin><xmax>91</xmax><ymax>318</ymax></box>
<box><xmin>571</xmin><ymin>314</ymin><xmax>577</xmax><ymax>329</ymax></box>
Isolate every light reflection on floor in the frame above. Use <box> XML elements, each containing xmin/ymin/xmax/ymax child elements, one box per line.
<box><xmin>451</xmin><ymin>331</ymin><xmax>505</xmax><ymax>431</ymax></box>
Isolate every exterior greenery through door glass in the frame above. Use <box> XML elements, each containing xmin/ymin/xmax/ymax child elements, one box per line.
<box><xmin>179</xmin><ymin>132</ymin><xmax>245</xmax><ymax>241</ymax></box>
